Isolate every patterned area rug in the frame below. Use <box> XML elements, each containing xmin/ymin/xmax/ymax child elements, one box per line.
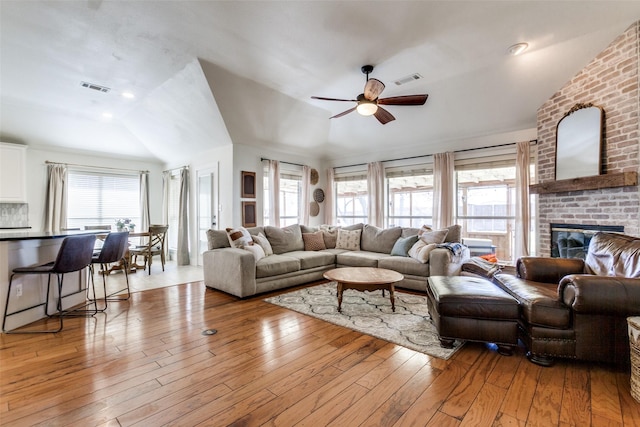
<box><xmin>264</xmin><ymin>282</ymin><xmax>463</xmax><ymax>360</ymax></box>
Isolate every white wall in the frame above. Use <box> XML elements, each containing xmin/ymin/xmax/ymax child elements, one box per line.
<box><xmin>25</xmin><ymin>147</ymin><xmax>164</xmax><ymax>232</ymax></box>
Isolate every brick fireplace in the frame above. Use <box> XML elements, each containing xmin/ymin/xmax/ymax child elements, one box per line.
<box><xmin>536</xmin><ymin>21</ymin><xmax>640</xmax><ymax>257</ymax></box>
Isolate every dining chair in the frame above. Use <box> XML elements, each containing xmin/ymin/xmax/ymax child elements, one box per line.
<box><xmin>89</xmin><ymin>231</ymin><xmax>130</xmax><ymax>310</ymax></box>
<box><xmin>2</xmin><ymin>234</ymin><xmax>97</xmax><ymax>333</ymax></box>
<box><xmin>130</xmin><ymin>225</ymin><xmax>168</xmax><ymax>275</ymax></box>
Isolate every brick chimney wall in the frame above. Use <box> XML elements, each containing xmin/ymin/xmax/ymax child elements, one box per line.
<box><xmin>536</xmin><ymin>21</ymin><xmax>640</xmax><ymax>256</ymax></box>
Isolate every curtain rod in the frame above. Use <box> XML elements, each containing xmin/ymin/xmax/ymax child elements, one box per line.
<box><xmin>45</xmin><ymin>160</ymin><xmax>149</xmax><ymax>174</ymax></box>
<box><xmin>333</xmin><ymin>139</ymin><xmax>538</xmax><ymax>170</ymax></box>
<box><xmin>260</xmin><ymin>157</ymin><xmax>305</xmax><ymax>167</ymax></box>
<box><xmin>163</xmin><ymin>165</ymin><xmax>188</xmax><ymax>173</ymax></box>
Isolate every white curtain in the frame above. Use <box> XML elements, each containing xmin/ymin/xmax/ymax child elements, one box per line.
<box><xmin>325</xmin><ymin>168</ymin><xmax>335</xmax><ymax>225</ymax></box>
<box><xmin>301</xmin><ymin>165</ymin><xmax>311</xmax><ymax>225</ymax></box>
<box><xmin>433</xmin><ymin>152</ymin><xmax>455</xmax><ymax>229</ymax></box>
<box><xmin>367</xmin><ymin>161</ymin><xmax>384</xmax><ymax>227</ymax></box>
<box><xmin>43</xmin><ymin>164</ymin><xmax>67</xmax><ymax>232</ymax></box>
<box><xmin>162</xmin><ymin>171</ymin><xmax>171</xmax><ymax>227</ymax></box>
<box><xmin>177</xmin><ymin>167</ymin><xmax>190</xmax><ymax>265</ymax></box>
<box><xmin>515</xmin><ymin>141</ymin><xmax>531</xmax><ymax>258</ymax></box>
<box><xmin>139</xmin><ymin>172</ymin><xmax>150</xmax><ymax>233</ymax></box>
<box><xmin>268</xmin><ymin>160</ymin><xmax>281</xmax><ymax>227</ymax></box>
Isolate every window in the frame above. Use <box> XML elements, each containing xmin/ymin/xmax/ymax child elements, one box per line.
<box><xmin>456</xmin><ymin>164</ymin><xmax>516</xmax><ymax>263</ymax></box>
<box><xmin>334</xmin><ymin>172</ymin><xmax>368</xmax><ymax>226</ymax></box>
<box><xmin>263</xmin><ymin>163</ymin><xmax>302</xmax><ymax>226</ymax></box>
<box><xmin>66</xmin><ymin>169</ymin><xmax>140</xmax><ymax>230</ymax></box>
<box><xmin>387</xmin><ymin>166</ymin><xmax>434</xmax><ymax>228</ymax></box>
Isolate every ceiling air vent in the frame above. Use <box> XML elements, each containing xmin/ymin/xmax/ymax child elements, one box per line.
<box><xmin>80</xmin><ymin>81</ymin><xmax>111</xmax><ymax>93</ymax></box>
<box><xmin>394</xmin><ymin>73</ymin><xmax>423</xmax><ymax>86</ymax></box>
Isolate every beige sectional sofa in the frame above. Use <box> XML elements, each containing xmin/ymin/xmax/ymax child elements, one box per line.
<box><xmin>203</xmin><ymin>223</ymin><xmax>469</xmax><ymax>298</ymax></box>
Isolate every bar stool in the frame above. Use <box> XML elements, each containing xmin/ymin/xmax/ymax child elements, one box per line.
<box><xmin>89</xmin><ymin>231</ymin><xmax>130</xmax><ymax>310</ymax></box>
<box><xmin>2</xmin><ymin>234</ymin><xmax>97</xmax><ymax>334</ymax></box>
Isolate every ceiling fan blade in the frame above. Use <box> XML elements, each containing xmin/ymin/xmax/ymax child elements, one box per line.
<box><xmin>364</xmin><ymin>78</ymin><xmax>385</xmax><ymax>101</ymax></box>
<box><xmin>311</xmin><ymin>96</ymin><xmax>357</xmax><ymax>102</ymax></box>
<box><xmin>330</xmin><ymin>107</ymin><xmax>357</xmax><ymax>119</ymax></box>
<box><xmin>378</xmin><ymin>94</ymin><xmax>429</xmax><ymax>106</ymax></box>
<box><xmin>374</xmin><ymin>107</ymin><xmax>395</xmax><ymax>125</ymax></box>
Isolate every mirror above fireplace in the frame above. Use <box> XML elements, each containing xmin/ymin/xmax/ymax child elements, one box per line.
<box><xmin>555</xmin><ymin>103</ymin><xmax>603</xmax><ymax>180</ymax></box>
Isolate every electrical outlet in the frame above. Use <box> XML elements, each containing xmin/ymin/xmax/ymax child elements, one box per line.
<box><xmin>16</xmin><ymin>283</ymin><xmax>22</xmax><ymax>298</ymax></box>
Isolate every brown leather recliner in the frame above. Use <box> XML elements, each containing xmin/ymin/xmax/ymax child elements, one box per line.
<box><xmin>493</xmin><ymin>232</ymin><xmax>640</xmax><ymax>366</ymax></box>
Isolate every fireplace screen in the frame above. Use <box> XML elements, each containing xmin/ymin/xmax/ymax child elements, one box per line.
<box><xmin>550</xmin><ymin>223</ymin><xmax>624</xmax><ymax>259</ymax></box>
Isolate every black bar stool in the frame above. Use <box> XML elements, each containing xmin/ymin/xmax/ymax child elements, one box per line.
<box><xmin>89</xmin><ymin>231</ymin><xmax>131</xmax><ymax>310</ymax></box>
<box><xmin>2</xmin><ymin>234</ymin><xmax>97</xmax><ymax>333</ymax></box>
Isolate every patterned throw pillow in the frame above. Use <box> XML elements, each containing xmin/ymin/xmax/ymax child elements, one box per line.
<box><xmin>252</xmin><ymin>232</ymin><xmax>273</xmax><ymax>256</ymax></box>
<box><xmin>226</xmin><ymin>226</ymin><xmax>253</xmax><ymax>248</ymax></box>
<box><xmin>335</xmin><ymin>229</ymin><xmax>362</xmax><ymax>251</ymax></box>
<box><xmin>302</xmin><ymin>231</ymin><xmax>327</xmax><ymax>251</ymax></box>
<box><xmin>408</xmin><ymin>240</ymin><xmax>438</xmax><ymax>263</ymax></box>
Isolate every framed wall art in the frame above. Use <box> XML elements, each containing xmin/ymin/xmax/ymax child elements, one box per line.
<box><xmin>242</xmin><ymin>201</ymin><xmax>257</xmax><ymax>227</ymax></box>
<box><xmin>241</xmin><ymin>171</ymin><xmax>256</xmax><ymax>198</ymax></box>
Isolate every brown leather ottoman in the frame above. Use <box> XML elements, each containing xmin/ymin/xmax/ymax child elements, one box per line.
<box><xmin>427</xmin><ymin>276</ymin><xmax>520</xmax><ymax>355</ymax></box>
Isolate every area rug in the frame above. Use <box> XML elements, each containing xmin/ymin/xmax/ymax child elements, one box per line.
<box><xmin>264</xmin><ymin>282</ymin><xmax>463</xmax><ymax>360</ymax></box>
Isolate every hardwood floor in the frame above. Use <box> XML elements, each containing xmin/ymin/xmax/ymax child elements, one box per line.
<box><xmin>1</xmin><ymin>272</ymin><xmax>639</xmax><ymax>426</ymax></box>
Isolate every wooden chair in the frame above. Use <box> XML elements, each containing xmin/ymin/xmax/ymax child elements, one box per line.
<box><xmin>130</xmin><ymin>225</ymin><xmax>168</xmax><ymax>275</ymax></box>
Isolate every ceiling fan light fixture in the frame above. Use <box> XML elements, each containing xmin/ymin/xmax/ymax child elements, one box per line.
<box><xmin>357</xmin><ymin>102</ymin><xmax>378</xmax><ymax>116</ymax></box>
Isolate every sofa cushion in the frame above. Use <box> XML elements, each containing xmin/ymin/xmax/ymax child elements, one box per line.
<box><xmin>379</xmin><ymin>256</ymin><xmax>430</xmax><ymax>277</ymax></box>
<box><xmin>255</xmin><ymin>254</ymin><xmax>301</xmax><ymax>278</ymax></box>
<box><xmin>264</xmin><ymin>224</ymin><xmax>304</xmax><ymax>254</ymax></box>
<box><xmin>207</xmin><ymin>229</ymin><xmax>231</xmax><ymax>250</ymax></box>
<box><xmin>361</xmin><ymin>224</ymin><xmax>402</xmax><ymax>253</ymax></box>
<box><xmin>342</xmin><ymin>223</ymin><xmax>364</xmax><ymax>232</ymax></box>
<box><xmin>302</xmin><ymin>231</ymin><xmax>327</xmax><ymax>251</ymax></box>
<box><xmin>390</xmin><ymin>235</ymin><xmax>419</xmax><ymax>257</ymax></box>
<box><xmin>226</xmin><ymin>226</ymin><xmax>253</xmax><ymax>248</ymax></box>
<box><xmin>336</xmin><ymin>229</ymin><xmax>361</xmax><ymax>251</ymax></box>
<box><xmin>252</xmin><ymin>232</ymin><xmax>273</xmax><ymax>256</ymax></box>
<box><xmin>444</xmin><ymin>224</ymin><xmax>462</xmax><ymax>243</ymax></box>
<box><xmin>336</xmin><ymin>251</ymin><xmax>391</xmax><ymax>267</ymax></box>
<box><xmin>285</xmin><ymin>250</ymin><xmax>335</xmax><ymax>269</ymax></box>
<box><xmin>493</xmin><ymin>273</ymin><xmax>571</xmax><ymax>329</ymax></box>
<box><xmin>419</xmin><ymin>228</ymin><xmax>449</xmax><ymax>244</ymax></box>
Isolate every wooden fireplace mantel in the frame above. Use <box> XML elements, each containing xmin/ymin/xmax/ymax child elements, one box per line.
<box><xmin>529</xmin><ymin>171</ymin><xmax>638</xmax><ymax>195</ymax></box>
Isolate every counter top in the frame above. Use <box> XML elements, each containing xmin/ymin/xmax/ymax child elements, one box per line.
<box><xmin>0</xmin><ymin>229</ymin><xmax>106</xmax><ymax>242</ymax></box>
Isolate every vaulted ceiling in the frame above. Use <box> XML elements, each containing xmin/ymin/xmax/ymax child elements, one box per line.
<box><xmin>1</xmin><ymin>1</ymin><xmax>639</xmax><ymax>165</ymax></box>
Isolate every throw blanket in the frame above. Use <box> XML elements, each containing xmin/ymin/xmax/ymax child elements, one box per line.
<box><xmin>436</xmin><ymin>242</ymin><xmax>465</xmax><ymax>257</ymax></box>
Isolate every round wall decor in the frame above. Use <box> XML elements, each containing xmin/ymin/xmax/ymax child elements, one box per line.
<box><xmin>310</xmin><ymin>168</ymin><xmax>319</xmax><ymax>185</ymax></box>
<box><xmin>310</xmin><ymin>201</ymin><xmax>320</xmax><ymax>217</ymax></box>
<box><xmin>313</xmin><ymin>188</ymin><xmax>325</xmax><ymax>203</ymax></box>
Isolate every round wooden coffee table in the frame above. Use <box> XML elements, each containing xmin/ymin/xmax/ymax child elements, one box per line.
<box><xmin>323</xmin><ymin>267</ymin><xmax>404</xmax><ymax>312</ymax></box>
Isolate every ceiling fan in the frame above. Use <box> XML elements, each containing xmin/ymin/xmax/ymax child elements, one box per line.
<box><xmin>311</xmin><ymin>65</ymin><xmax>428</xmax><ymax>125</ymax></box>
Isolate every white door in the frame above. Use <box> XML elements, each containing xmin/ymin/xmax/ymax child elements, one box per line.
<box><xmin>197</xmin><ymin>166</ymin><xmax>218</xmax><ymax>266</ymax></box>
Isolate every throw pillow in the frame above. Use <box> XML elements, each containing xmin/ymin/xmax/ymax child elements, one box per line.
<box><xmin>302</xmin><ymin>231</ymin><xmax>327</xmax><ymax>251</ymax></box>
<box><xmin>419</xmin><ymin>228</ymin><xmax>449</xmax><ymax>244</ymax></box>
<box><xmin>418</xmin><ymin>224</ymin><xmax>433</xmax><ymax>236</ymax></box>
<box><xmin>390</xmin><ymin>235</ymin><xmax>419</xmax><ymax>257</ymax></box>
<box><xmin>408</xmin><ymin>240</ymin><xmax>438</xmax><ymax>263</ymax></box>
<box><xmin>252</xmin><ymin>232</ymin><xmax>273</xmax><ymax>256</ymax></box>
<box><xmin>226</xmin><ymin>226</ymin><xmax>253</xmax><ymax>248</ymax></box>
<box><xmin>243</xmin><ymin>243</ymin><xmax>265</xmax><ymax>261</ymax></box>
<box><xmin>335</xmin><ymin>229</ymin><xmax>361</xmax><ymax>251</ymax></box>
<box><xmin>319</xmin><ymin>225</ymin><xmax>338</xmax><ymax>248</ymax></box>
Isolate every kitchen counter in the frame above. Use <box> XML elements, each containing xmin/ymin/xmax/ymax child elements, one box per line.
<box><xmin>0</xmin><ymin>229</ymin><xmax>104</xmax><ymax>242</ymax></box>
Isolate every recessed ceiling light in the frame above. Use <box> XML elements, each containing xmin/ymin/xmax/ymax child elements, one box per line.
<box><xmin>102</xmin><ymin>112</ymin><xmax>113</xmax><ymax>119</ymax></box>
<box><xmin>121</xmin><ymin>91</ymin><xmax>135</xmax><ymax>99</ymax></box>
<box><xmin>507</xmin><ymin>42</ymin><xmax>529</xmax><ymax>56</ymax></box>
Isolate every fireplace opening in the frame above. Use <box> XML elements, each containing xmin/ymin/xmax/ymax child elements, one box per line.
<box><xmin>550</xmin><ymin>223</ymin><xmax>624</xmax><ymax>259</ymax></box>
